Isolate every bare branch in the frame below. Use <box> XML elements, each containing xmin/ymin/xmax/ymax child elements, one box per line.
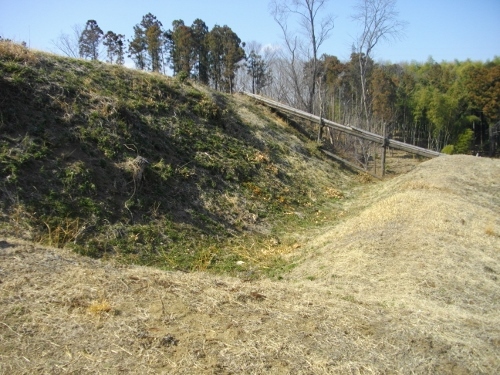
<box><xmin>352</xmin><ymin>0</ymin><xmax>407</xmax><ymax>56</ymax></box>
<box><xmin>269</xmin><ymin>0</ymin><xmax>335</xmax><ymax>113</ymax></box>
<box><xmin>351</xmin><ymin>0</ymin><xmax>407</xmax><ymax>129</ymax></box>
<box><xmin>51</xmin><ymin>24</ymin><xmax>83</xmax><ymax>58</ymax></box>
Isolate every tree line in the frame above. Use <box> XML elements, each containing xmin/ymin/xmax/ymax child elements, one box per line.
<box><xmin>51</xmin><ymin>0</ymin><xmax>498</xmax><ymax>156</ymax></box>
<box><xmin>313</xmin><ymin>55</ymin><xmax>499</xmax><ymax>156</ymax></box>
<box><xmin>258</xmin><ymin>0</ymin><xmax>499</xmax><ymax>156</ymax></box>
<box><xmin>57</xmin><ymin>14</ymin><xmax>272</xmax><ymax>95</ymax></box>
<box><xmin>239</xmin><ymin>50</ymin><xmax>499</xmax><ymax>159</ymax></box>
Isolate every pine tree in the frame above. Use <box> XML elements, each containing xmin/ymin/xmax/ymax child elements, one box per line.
<box><xmin>191</xmin><ymin>19</ymin><xmax>209</xmax><ymax>84</ymax></box>
<box><xmin>128</xmin><ymin>25</ymin><xmax>147</xmax><ymax>70</ymax></box>
<box><xmin>79</xmin><ymin>20</ymin><xmax>103</xmax><ymax>60</ymax></box>
<box><xmin>169</xmin><ymin>20</ymin><xmax>194</xmax><ymax>76</ymax></box>
<box><xmin>222</xmin><ymin>26</ymin><xmax>245</xmax><ymax>93</ymax></box>
<box><xmin>206</xmin><ymin>25</ymin><xmax>224</xmax><ymax>91</ymax></box>
<box><xmin>103</xmin><ymin>31</ymin><xmax>125</xmax><ymax>65</ymax></box>
<box><xmin>141</xmin><ymin>13</ymin><xmax>164</xmax><ymax>72</ymax></box>
<box><xmin>246</xmin><ymin>50</ymin><xmax>270</xmax><ymax>94</ymax></box>
<box><xmin>128</xmin><ymin>14</ymin><xmax>164</xmax><ymax>72</ymax></box>
<box><xmin>207</xmin><ymin>25</ymin><xmax>245</xmax><ymax>93</ymax></box>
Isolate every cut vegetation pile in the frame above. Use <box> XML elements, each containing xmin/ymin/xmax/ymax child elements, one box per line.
<box><xmin>1</xmin><ymin>42</ymin><xmax>499</xmax><ymax>374</ymax></box>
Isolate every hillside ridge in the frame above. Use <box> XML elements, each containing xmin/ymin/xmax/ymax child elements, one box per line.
<box><xmin>0</xmin><ymin>41</ymin><xmax>356</xmax><ymax>275</ymax></box>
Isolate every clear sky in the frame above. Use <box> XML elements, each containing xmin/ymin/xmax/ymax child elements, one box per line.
<box><xmin>1</xmin><ymin>0</ymin><xmax>499</xmax><ymax>64</ymax></box>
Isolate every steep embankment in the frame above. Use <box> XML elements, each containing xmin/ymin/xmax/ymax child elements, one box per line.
<box><xmin>0</xmin><ymin>41</ymin><xmax>354</xmax><ymax>275</ymax></box>
<box><xmin>1</xmin><ymin>155</ymin><xmax>499</xmax><ymax>374</ymax></box>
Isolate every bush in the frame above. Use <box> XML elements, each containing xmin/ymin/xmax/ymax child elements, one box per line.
<box><xmin>454</xmin><ymin>129</ymin><xmax>474</xmax><ymax>154</ymax></box>
<box><xmin>441</xmin><ymin>145</ymin><xmax>454</xmax><ymax>155</ymax></box>
<box><xmin>176</xmin><ymin>71</ymin><xmax>189</xmax><ymax>83</ymax></box>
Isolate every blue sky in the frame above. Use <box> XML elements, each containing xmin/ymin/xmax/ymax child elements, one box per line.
<box><xmin>1</xmin><ymin>0</ymin><xmax>499</xmax><ymax>64</ymax></box>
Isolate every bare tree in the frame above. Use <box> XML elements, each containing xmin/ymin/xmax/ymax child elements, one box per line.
<box><xmin>270</xmin><ymin>0</ymin><xmax>335</xmax><ymax>114</ymax></box>
<box><xmin>51</xmin><ymin>24</ymin><xmax>83</xmax><ymax>58</ymax></box>
<box><xmin>263</xmin><ymin>56</ymin><xmax>293</xmax><ymax>103</ymax></box>
<box><xmin>352</xmin><ymin>0</ymin><xmax>406</xmax><ymax>130</ymax></box>
<box><xmin>258</xmin><ymin>44</ymin><xmax>279</xmax><ymax>97</ymax></box>
<box><xmin>235</xmin><ymin>41</ymin><xmax>260</xmax><ymax>93</ymax></box>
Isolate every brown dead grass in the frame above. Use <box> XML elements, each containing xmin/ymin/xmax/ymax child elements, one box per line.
<box><xmin>0</xmin><ymin>41</ymin><xmax>39</xmax><ymax>64</ymax></box>
<box><xmin>1</xmin><ymin>155</ymin><xmax>499</xmax><ymax>374</ymax></box>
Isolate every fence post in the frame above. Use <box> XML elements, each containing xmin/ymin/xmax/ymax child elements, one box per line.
<box><xmin>381</xmin><ymin>123</ymin><xmax>388</xmax><ymax>177</ymax></box>
<box><xmin>317</xmin><ymin>117</ymin><xmax>324</xmax><ymax>143</ymax></box>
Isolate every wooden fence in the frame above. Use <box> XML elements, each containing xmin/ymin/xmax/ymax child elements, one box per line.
<box><xmin>243</xmin><ymin>92</ymin><xmax>442</xmax><ymax>176</ymax></box>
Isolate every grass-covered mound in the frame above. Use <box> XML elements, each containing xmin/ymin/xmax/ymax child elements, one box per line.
<box><xmin>1</xmin><ymin>155</ymin><xmax>498</xmax><ymax>374</ymax></box>
<box><xmin>0</xmin><ymin>41</ymin><xmax>355</xmax><ymax>275</ymax></box>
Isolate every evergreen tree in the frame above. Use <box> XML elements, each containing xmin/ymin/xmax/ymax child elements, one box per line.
<box><xmin>206</xmin><ymin>25</ymin><xmax>224</xmax><ymax>91</ymax></box>
<box><xmin>169</xmin><ymin>20</ymin><xmax>195</xmax><ymax>76</ymax></box>
<box><xmin>141</xmin><ymin>13</ymin><xmax>164</xmax><ymax>72</ymax></box>
<box><xmin>207</xmin><ymin>25</ymin><xmax>245</xmax><ymax>93</ymax></box>
<box><xmin>222</xmin><ymin>27</ymin><xmax>245</xmax><ymax>93</ymax></box>
<box><xmin>128</xmin><ymin>13</ymin><xmax>164</xmax><ymax>72</ymax></box>
<box><xmin>79</xmin><ymin>20</ymin><xmax>103</xmax><ymax>60</ymax></box>
<box><xmin>191</xmin><ymin>19</ymin><xmax>209</xmax><ymax>84</ymax></box>
<box><xmin>128</xmin><ymin>25</ymin><xmax>147</xmax><ymax>70</ymax></box>
<box><xmin>246</xmin><ymin>50</ymin><xmax>270</xmax><ymax>94</ymax></box>
<box><xmin>103</xmin><ymin>31</ymin><xmax>125</xmax><ymax>65</ymax></box>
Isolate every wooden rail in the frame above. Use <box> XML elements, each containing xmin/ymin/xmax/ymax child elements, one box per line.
<box><xmin>244</xmin><ymin>92</ymin><xmax>443</xmax><ymax>159</ymax></box>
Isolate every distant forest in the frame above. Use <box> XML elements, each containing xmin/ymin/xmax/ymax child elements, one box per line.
<box><xmin>25</xmin><ymin>3</ymin><xmax>500</xmax><ymax>156</ymax></box>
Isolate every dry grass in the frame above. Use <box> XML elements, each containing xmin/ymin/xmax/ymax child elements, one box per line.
<box><xmin>0</xmin><ymin>41</ymin><xmax>39</xmax><ymax>64</ymax></box>
<box><xmin>1</xmin><ymin>155</ymin><xmax>499</xmax><ymax>374</ymax></box>
<box><xmin>87</xmin><ymin>298</ymin><xmax>114</xmax><ymax>316</ymax></box>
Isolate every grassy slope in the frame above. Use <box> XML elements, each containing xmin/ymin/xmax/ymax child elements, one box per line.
<box><xmin>0</xmin><ymin>42</ymin><xmax>355</xmax><ymax>276</ymax></box>
<box><xmin>1</xmin><ymin>42</ymin><xmax>499</xmax><ymax>375</ymax></box>
<box><xmin>1</xmin><ymin>156</ymin><xmax>498</xmax><ymax>374</ymax></box>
